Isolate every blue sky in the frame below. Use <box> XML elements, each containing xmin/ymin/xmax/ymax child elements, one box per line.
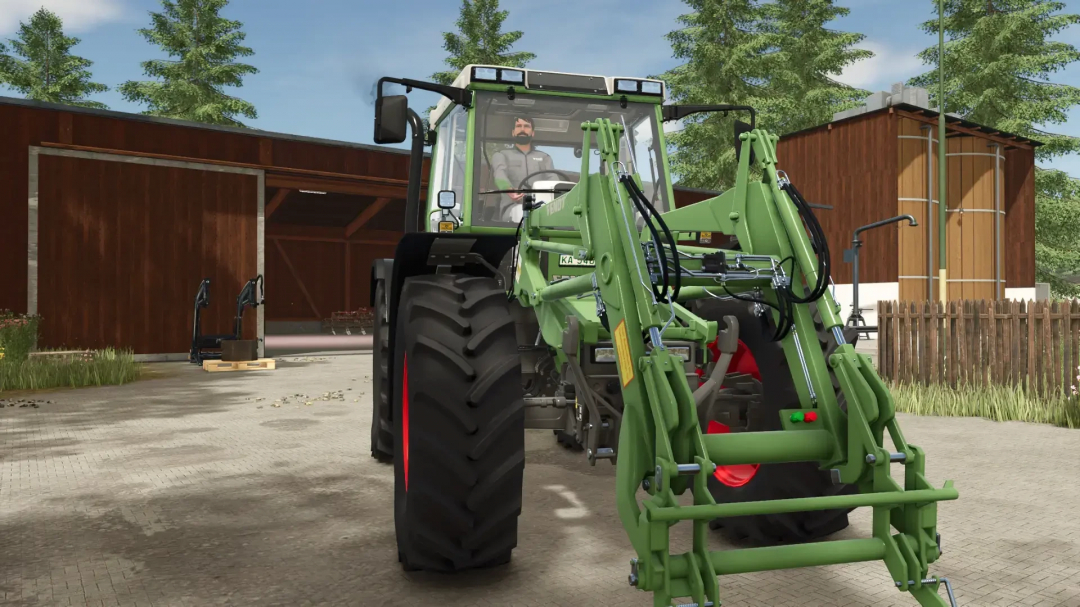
<box><xmin>3</xmin><ymin>0</ymin><xmax>1080</xmax><ymax>177</ymax></box>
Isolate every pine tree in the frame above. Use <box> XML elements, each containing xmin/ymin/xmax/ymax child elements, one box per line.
<box><xmin>426</xmin><ymin>0</ymin><xmax>535</xmax><ymax>126</ymax></box>
<box><xmin>909</xmin><ymin>0</ymin><xmax>1080</xmax><ymax>159</ymax></box>
<box><xmin>659</xmin><ymin>0</ymin><xmax>774</xmax><ymax>191</ymax></box>
<box><xmin>119</xmin><ymin>0</ymin><xmax>258</xmax><ymax>127</ymax></box>
<box><xmin>909</xmin><ymin>0</ymin><xmax>1080</xmax><ymax>296</ymax></box>
<box><xmin>431</xmin><ymin>0</ymin><xmax>535</xmax><ymax>86</ymax></box>
<box><xmin>0</xmin><ymin>8</ymin><xmax>108</xmax><ymax>109</ymax></box>
<box><xmin>755</xmin><ymin>0</ymin><xmax>874</xmax><ymax>135</ymax></box>
<box><xmin>659</xmin><ymin>0</ymin><xmax>870</xmax><ymax>190</ymax></box>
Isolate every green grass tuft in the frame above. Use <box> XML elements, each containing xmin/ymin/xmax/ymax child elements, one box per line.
<box><xmin>891</xmin><ymin>381</ymin><xmax>1080</xmax><ymax>429</ymax></box>
<box><xmin>0</xmin><ymin>348</ymin><xmax>143</xmax><ymax>392</ymax></box>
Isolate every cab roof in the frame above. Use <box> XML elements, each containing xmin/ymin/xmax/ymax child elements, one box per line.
<box><xmin>428</xmin><ymin>64</ymin><xmax>667</xmax><ymax>127</ymax></box>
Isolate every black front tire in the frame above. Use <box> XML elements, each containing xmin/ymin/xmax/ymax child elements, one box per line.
<box><xmin>393</xmin><ymin>274</ymin><xmax>525</xmax><ymax>572</ymax></box>
<box><xmin>693</xmin><ymin>299</ymin><xmax>858</xmax><ymax>545</ymax></box>
<box><xmin>370</xmin><ymin>280</ymin><xmax>393</xmax><ymax>462</ymax></box>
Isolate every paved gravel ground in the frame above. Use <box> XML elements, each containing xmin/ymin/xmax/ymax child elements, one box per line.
<box><xmin>2</xmin><ymin>353</ymin><xmax>1079</xmax><ymax>607</ymax></box>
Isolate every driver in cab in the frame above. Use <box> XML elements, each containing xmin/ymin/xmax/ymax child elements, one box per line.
<box><xmin>491</xmin><ymin>116</ymin><xmax>555</xmax><ymax>223</ymax></box>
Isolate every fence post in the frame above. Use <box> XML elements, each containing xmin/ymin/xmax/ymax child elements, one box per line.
<box><xmin>1064</xmin><ymin>301</ymin><xmax>1074</xmax><ymax>397</ymax></box>
<box><xmin>930</xmin><ymin>300</ymin><xmax>940</xmax><ymax>384</ymax></box>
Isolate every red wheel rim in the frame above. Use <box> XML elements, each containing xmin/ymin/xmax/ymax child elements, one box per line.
<box><xmin>704</xmin><ymin>335</ymin><xmax>762</xmax><ymax>487</ymax></box>
<box><xmin>402</xmin><ymin>354</ymin><xmax>410</xmax><ymax>492</ymax></box>
<box><xmin>707</xmin><ymin>421</ymin><xmax>760</xmax><ymax>487</ymax></box>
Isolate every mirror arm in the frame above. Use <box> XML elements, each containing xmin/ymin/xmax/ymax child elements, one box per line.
<box><xmin>377</xmin><ymin>76</ymin><xmax>472</xmax><ymax>109</ymax></box>
<box><xmin>661</xmin><ymin>104</ymin><xmax>756</xmax><ymax>129</ymax></box>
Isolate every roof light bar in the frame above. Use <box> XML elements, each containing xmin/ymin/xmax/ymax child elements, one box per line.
<box><xmin>640</xmin><ymin>81</ymin><xmax>663</xmax><ymax>95</ymax></box>
<box><xmin>613</xmin><ymin>78</ymin><xmax>664</xmax><ymax>96</ymax></box>
<box><xmin>473</xmin><ymin>67</ymin><xmax>498</xmax><ymax>81</ymax></box>
<box><xmin>472</xmin><ymin>66</ymin><xmax>525</xmax><ymax>85</ymax></box>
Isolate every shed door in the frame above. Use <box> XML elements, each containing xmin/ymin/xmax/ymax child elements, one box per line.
<box><xmin>35</xmin><ymin>152</ymin><xmax>260</xmax><ymax>355</ymax></box>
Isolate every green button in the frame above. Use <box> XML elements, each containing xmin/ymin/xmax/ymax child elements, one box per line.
<box><xmin>790</xmin><ymin>411</ymin><xmax>805</xmax><ymax>423</ymax></box>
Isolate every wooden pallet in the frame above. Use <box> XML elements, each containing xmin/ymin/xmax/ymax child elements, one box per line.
<box><xmin>202</xmin><ymin>358</ymin><xmax>276</xmax><ymax>373</ymax></box>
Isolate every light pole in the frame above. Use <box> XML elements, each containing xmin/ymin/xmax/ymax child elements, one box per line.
<box><xmin>938</xmin><ymin>0</ymin><xmax>948</xmax><ymax>304</ymax></box>
<box><xmin>846</xmin><ymin>215</ymin><xmax>918</xmax><ymax>338</ymax></box>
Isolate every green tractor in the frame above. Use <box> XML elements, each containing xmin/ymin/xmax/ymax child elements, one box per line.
<box><xmin>368</xmin><ymin>65</ymin><xmax>960</xmax><ymax>607</ymax></box>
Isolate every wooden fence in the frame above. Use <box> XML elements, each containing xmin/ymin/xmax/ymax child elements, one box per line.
<box><xmin>877</xmin><ymin>300</ymin><xmax>1080</xmax><ymax>397</ymax></box>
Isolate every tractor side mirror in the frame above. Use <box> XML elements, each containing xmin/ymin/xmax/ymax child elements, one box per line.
<box><xmin>437</xmin><ymin>190</ymin><xmax>456</xmax><ymax>210</ymax></box>
<box><xmin>734</xmin><ymin>120</ymin><xmax>756</xmax><ymax>165</ymax></box>
<box><xmin>374</xmin><ymin>95</ymin><xmax>408</xmax><ymax>144</ymax></box>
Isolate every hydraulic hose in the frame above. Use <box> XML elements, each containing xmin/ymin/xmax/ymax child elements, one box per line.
<box><xmin>780</xmin><ymin>181</ymin><xmax>831</xmax><ymax>304</ymax></box>
<box><xmin>622</xmin><ymin>176</ymin><xmax>671</xmax><ymax>302</ymax></box>
<box><xmin>621</xmin><ymin>174</ymin><xmax>682</xmax><ymax>302</ymax></box>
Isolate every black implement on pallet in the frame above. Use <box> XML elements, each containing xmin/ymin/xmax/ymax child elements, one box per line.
<box><xmin>190</xmin><ymin>275</ymin><xmax>264</xmax><ymax>364</ymax></box>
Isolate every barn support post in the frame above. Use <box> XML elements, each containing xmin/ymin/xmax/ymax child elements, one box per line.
<box><xmin>992</xmin><ymin>143</ymin><xmax>1002</xmax><ymax>300</ymax></box>
<box><xmin>924</xmin><ymin>124</ymin><xmax>934</xmax><ymax>300</ymax></box>
<box><xmin>258</xmin><ymin>170</ymin><xmax>266</xmax><ymax>359</ymax></box>
<box><xmin>27</xmin><ymin>147</ymin><xmax>39</xmax><ymax>317</ymax></box>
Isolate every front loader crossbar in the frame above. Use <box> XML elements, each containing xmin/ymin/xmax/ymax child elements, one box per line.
<box><xmin>645</xmin><ymin>482</ymin><xmax>958</xmax><ymax>521</ymax></box>
<box><xmin>512</xmin><ymin>118</ymin><xmax>958</xmax><ymax>607</ymax></box>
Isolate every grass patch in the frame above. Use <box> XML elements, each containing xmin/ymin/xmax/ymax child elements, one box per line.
<box><xmin>891</xmin><ymin>381</ymin><xmax>1080</xmax><ymax>429</ymax></box>
<box><xmin>0</xmin><ymin>348</ymin><xmax>144</xmax><ymax>392</ymax></box>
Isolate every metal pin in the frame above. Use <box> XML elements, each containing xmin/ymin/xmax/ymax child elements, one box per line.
<box><xmin>895</xmin><ymin>577</ymin><xmax>958</xmax><ymax>607</ymax></box>
<box><xmin>676</xmin><ymin>463</ymin><xmax>701</xmax><ymax>475</ymax></box>
<box><xmin>866</xmin><ymin>452</ymin><xmax>908</xmax><ymax>464</ymax></box>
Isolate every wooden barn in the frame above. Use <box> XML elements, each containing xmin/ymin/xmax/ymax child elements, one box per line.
<box><xmin>0</xmin><ymin>96</ymin><xmax>717</xmax><ymax>359</ymax></box>
<box><xmin>0</xmin><ymin>95</ymin><xmax>424</xmax><ymax>359</ymax></box>
<box><xmin>775</xmin><ymin>84</ymin><xmax>1042</xmax><ymax>328</ymax></box>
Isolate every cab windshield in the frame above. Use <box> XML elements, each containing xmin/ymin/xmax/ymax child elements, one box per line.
<box><xmin>428</xmin><ymin>90</ymin><xmax>670</xmax><ymax>229</ymax></box>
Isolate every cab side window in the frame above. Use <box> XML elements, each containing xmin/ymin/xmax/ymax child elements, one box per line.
<box><xmin>429</xmin><ymin>106</ymin><xmax>468</xmax><ymax>229</ymax></box>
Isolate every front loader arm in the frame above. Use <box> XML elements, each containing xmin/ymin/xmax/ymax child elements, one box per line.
<box><xmin>512</xmin><ymin>119</ymin><xmax>958</xmax><ymax>607</ymax></box>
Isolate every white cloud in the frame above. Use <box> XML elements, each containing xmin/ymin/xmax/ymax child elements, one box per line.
<box><xmin>0</xmin><ymin>0</ymin><xmax>126</xmax><ymax>36</ymax></box>
<box><xmin>835</xmin><ymin>40</ymin><xmax>926</xmax><ymax>92</ymax></box>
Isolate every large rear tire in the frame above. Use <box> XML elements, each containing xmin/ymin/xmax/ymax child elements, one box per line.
<box><xmin>370</xmin><ymin>279</ymin><xmax>393</xmax><ymax>462</ymax></box>
<box><xmin>693</xmin><ymin>299</ymin><xmax>859</xmax><ymax>545</ymax></box>
<box><xmin>393</xmin><ymin>273</ymin><xmax>525</xmax><ymax>572</ymax></box>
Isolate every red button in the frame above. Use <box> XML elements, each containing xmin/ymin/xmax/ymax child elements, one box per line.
<box><xmin>804</xmin><ymin>411</ymin><xmax>818</xmax><ymax>423</ymax></box>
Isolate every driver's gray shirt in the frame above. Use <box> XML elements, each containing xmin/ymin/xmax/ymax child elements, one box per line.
<box><xmin>491</xmin><ymin>146</ymin><xmax>555</xmax><ymax>220</ymax></box>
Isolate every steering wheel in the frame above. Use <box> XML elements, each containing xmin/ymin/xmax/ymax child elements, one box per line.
<box><xmin>516</xmin><ymin>169</ymin><xmax>576</xmax><ymax>191</ymax></box>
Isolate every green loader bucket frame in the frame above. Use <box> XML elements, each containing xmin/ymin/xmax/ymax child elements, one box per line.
<box><xmin>510</xmin><ymin>118</ymin><xmax>959</xmax><ymax>607</ymax></box>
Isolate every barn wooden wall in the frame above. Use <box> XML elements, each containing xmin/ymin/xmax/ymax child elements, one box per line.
<box><xmin>776</xmin><ymin>112</ymin><xmax>899</xmax><ymax>284</ymax></box>
<box><xmin>944</xmin><ymin>135</ymin><xmax>1004</xmax><ymax>300</ymax></box>
<box><xmin>896</xmin><ymin>117</ymin><xmax>939</xmax><ymax>300</ymax></box>
<box><xmin>777</xmin><ymin>110</ymin><xmax>1037</xmax><ymax>291</ymax></box>
<box><xmin>0</xmin><ymin>100</ymin><xmax>423</xmax><ymax>319</ymax></box>
<box><xmin>1003</xmin><ymin>146</ymin><xmax>1036</xmax><ymax>289</ymax></box>
<box><xmin>35</xmin><ymin>153</ymin><xmax>258</xmax><ymax>354</ymax></box>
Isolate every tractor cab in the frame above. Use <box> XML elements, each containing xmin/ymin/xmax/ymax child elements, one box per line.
<box><xmin>422</xmin><ymin>66</ymin><xmax>674</xmax><ymax>232</ymax></box>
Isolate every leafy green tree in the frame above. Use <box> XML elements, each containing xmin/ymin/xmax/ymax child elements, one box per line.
<box><xmin>430</xmin><ymin>0</ymin><xmax>535</xmax><ymax>86</ymax></box>
<box><xmin>119</xmin><ymin>0</ymin><xmax>258</xmax><ymax>127</ymax></box>
<box><xmin>755</xmin><ymin>0</ymin><xmax>873</xmax><ymax>135</ymax></box>
<box><xmin>1034</xmin><ymin>168</ymin><xmax>1080</xmax><ymax>297</ymax></box>
<box><xmin>909</xmin><ymin>0</ymin><xmax>1080</xmax><ymax>296</ymax></box>
<box><xmin>0</xmin><ymin>8</ymin><xmax>108</xmax><ymax>109</ymax></box>
<box><xmin>660</xmin><ymin>0</ymin><xmax>872</xmax><ymax>190</ymax></box>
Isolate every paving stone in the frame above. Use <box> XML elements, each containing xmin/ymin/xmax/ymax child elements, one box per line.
<box><xmin>1</xmin><ymin>354</ymin><xmax>1078</xmax><ymax>606</ymax></box>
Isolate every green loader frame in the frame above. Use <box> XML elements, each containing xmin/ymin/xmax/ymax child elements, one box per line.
<box><xmin>367</xmin><ymin>65</ymin><xmax>960</xmax><ymax>607</ymax></box>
